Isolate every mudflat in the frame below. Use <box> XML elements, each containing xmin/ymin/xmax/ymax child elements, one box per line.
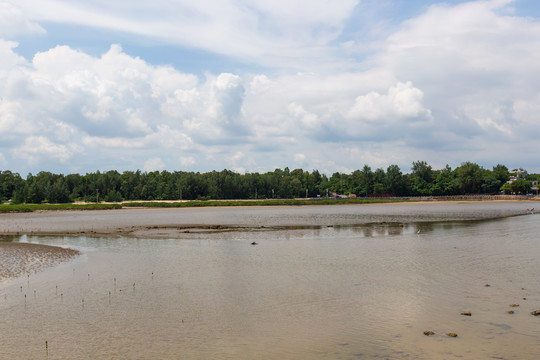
<box><xmin>0</xmin><ymin>242</ymin><xmax>79</xmax><ymax>281</ymax></box>
<box><xmin>0</xmin><ymin>201</ymin><xmax>535</xmax><ymax>239</ymax></box>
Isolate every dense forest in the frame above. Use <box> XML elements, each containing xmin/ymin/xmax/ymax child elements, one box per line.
<box><xmin>0</xmin><ymin>162</ymin><xmax>537</xmax><ymax>204</ymax></box>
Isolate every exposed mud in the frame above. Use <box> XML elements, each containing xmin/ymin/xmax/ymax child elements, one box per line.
<box><xmin>0</xmin><ymin>240</ymin><xmax>80</xmax><ymax>282</ymax></box>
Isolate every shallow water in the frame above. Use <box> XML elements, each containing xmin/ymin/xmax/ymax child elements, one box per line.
<box><xmin>1</xmin><ymin>204</ymin><xmax>539</xmax><ymax>359</ymax></box>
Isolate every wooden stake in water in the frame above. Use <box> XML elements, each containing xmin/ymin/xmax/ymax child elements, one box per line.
<box><xmin>45</xmin><ymin>340</ymin><xmax>48</xmax><ymax>357</ymax></box>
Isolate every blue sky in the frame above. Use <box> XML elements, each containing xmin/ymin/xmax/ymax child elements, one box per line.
<box><xmin>1</xmin><ymin>0</ymin><xmax>540</xmax><ymax>176</ymax></box>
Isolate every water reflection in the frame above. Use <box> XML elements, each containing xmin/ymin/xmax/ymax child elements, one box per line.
<box><xmin>0</xmin><ymin>235</ymin><xmax>18</xmax><ymax>242</ymax></box>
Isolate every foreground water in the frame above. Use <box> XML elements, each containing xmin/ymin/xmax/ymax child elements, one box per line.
<box><xmin>1</xmin><ymin>204</ymin><xmax>539</xmax><ymax>359</ymax></box>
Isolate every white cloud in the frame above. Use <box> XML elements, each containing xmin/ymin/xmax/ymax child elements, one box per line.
<box><xmin>15</xmin><ymin>0</ymin><xmax>359</xmax><ymax>70</ymax></box>
<box><xmin>0</xmin><ymin>44</ymin><xmax>209</xmax><ymax>172</ymax></box>
<box><xmin>227</xmin><ymin>151</ymin><xmax>245</xmax><ymax>167</ymax></box>
<box><xmin>2</xmin><ymin>0</ymin><xmax>540</xmax><ymax>174</ymax></box>
<box><xmin>208</xmin><ymin>73</ymin><xmax>246</xmax><ymax>132</ymax></box>
<box><xmin>294</xmin><ymin>154</ymin><xmax>306</xmax><ymax>163</ymax></box>
<box><xmin>14</xmin><ymin>136</ymin><xmax>76</xmax><ymax>164</ymax></box>
<box><xmin>288</xmin><ymin>102</ymin><xmax>320</xmax><ymax>129</ymax></box>
<box><xmin>0</xmin><ymin>100</ymin><xmax>21</xmax><ymax>133</ymax></box>
<box><xmin>513</xmin><ymin>94</ymin><xmax>540</xmax><ymax>127</ymax></box>
<box><xmin>0</xmin><ymin>39</ymin><xmax>28</xmax><ymax>75</ymax></box>
<box><xmin>249</xmin><ymin>75</ymin><xmax>272</xmax><ymax>95</ymax></box>
<box><xmin>180</xmin><ymin>156</ymin><xmax>195</xmax><ymax>168</ymax></box>
<box><xmin>346</xmin><ymin>81</ymin><xmax>431</xmax><ymax>122</ymax></box>
<box><xmin>143</xmin><ymin>157</ymin><xmax>165</xmax><ymax>172</ymax></box>
<box><xmin>81</xmin><ymin>136</ymin><xmax>145</xmax><ymax>149</ymax></box>
<box><xmin>0</xmin><ymin>2</ymin><xmax>45</xmax><ymax>37</ymax></box>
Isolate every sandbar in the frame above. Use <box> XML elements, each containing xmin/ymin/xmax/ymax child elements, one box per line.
<box><xmin>0</xmin><ymin>201</ymin><xmax>535</xmax><ymax>239</ymax></box>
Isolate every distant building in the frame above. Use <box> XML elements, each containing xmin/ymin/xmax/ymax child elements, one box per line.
<box><xmin>507</xmin><ymin>168</ymin><xmax>538</xmax><ymax>195</ymax></box>
<box><xmin>509</xmin><ymin>168</ymin><xmax>527</xmax><ymax>182</ymax></box>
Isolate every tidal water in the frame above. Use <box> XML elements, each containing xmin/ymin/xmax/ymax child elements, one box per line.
<box><xmin>1</xmin><ymin>203</ymin><xmax>539</xmax><ymax>359</ymax></box>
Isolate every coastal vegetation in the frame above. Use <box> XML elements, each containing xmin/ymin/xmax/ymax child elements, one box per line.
<box><xmin>0</xmin><ymin>203</ymin><xmax>122</xmax><ymax>213</ymax></box>
<box><xmin>122</xmin><ymin>198</ymin><xmax>406</xmax><ymax>208</ymax></box>
<box><xmin>0</xmin><ymin>162</ymin><xmax>537</xmax><ymax>206</ymax></box>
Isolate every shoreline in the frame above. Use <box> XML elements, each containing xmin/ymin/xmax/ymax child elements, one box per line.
<box><xmin>1</xmin><ymin>195</ymin><xmax>539</xmax><ymax>213</ymax></box>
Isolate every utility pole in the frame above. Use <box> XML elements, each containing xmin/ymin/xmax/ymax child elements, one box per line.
<box><xmin>96</xmin><ymin>189</ymin><xmax>99</xmax><ymax>203</ymax></box>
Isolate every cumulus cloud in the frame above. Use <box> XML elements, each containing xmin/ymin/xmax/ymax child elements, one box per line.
<box><xmin>2</xmin><ymin>0</ymin><xmax>540</xmax><ymax>174</ymax></box>
<box><xmin>0</xmin><ymin>43</ymin><xmax>252</xmax><ymax>173</ymax></box>
<box><xmin>347</xmin><ymin>82</ymin><xmax>431</xmax><ymax>122</ymax></box>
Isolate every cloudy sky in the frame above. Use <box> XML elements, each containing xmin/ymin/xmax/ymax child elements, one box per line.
<box><xmin>1</xmin><ymin>0</ymin><xmax>540</xmax><ymax>176</ymax></box>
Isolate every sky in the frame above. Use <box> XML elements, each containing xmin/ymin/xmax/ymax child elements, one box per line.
<box><xmin>1</xmin><ymin>0</ymin><xmax>540</xmax><ymax>176</ymax></box>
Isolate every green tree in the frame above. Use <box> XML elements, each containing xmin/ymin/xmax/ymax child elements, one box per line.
<box><xmin>410</xmin><ymin>161</ymin><xmax>433</xmax><ymax>195</ymax></box>
<box><xmin>48</xmin><ymin>178</ymin><xmax>72</xmax><ymax>203</ymax></box>
<box><xmin>510</xmin><ymin>179</ymin><xmax>531</xmax><ymax>194</ymax></box>
<box><xmin>455</xmin><ymin>162</ymin><xmax>483</xmax><ymax>194</ymax></box>
<box><xmin>385</xmin><ymin>165</ymin><xmax>405</xmax><ymax>196</ymax></box>
<box><xmin>372</xmin><ymin>168</ymin><xmax>386</xmax><ymax>195</ymax></box>
<box><xmin>11</xmin><ymin>186</ymin><xmax>27</xmax><ymax>204</ymax></box>
<box><xmin>481</xmin><ymin>173</ymin><xmax>502</xmax><ymax>194</ymax></box>
<box><xmin>0</xmin><ymin>171</ymin><xmax>24</xmax><ymax>202</ymax></box>
<box><xmin>492</xmin><ymin>164</ymin><xmax>509</xmax><ymax>184</ymax></box>
<box><xmin>431</xmin><ymin>165</ymin><xmax>456</xmax><ymax>195</ymax></box>
<box><xmin>26</xmin><ymin>181</ymin><xmax>46</xmax><ymax>204</ymax></box>
<box><xmin>500</xmin><ymin>182</ymin><xmax>512</xmax><ymax>194</ymax></box>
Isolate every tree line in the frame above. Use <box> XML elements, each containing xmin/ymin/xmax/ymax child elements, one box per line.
<box><xmin>0</xmin><ymin>162</ymin><xmax>536</xmax><ymax>204</ymax></box>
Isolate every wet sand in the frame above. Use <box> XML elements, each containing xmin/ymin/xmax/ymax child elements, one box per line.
<box><xmin>0</xmin><ymin>201</ymin><xmax>535</xmax><ymax>239</ymax></box>
<box><xmin>0</xmin><ymin>241</ymin><xmax>80</xmax><ymax>281</ymax></box>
